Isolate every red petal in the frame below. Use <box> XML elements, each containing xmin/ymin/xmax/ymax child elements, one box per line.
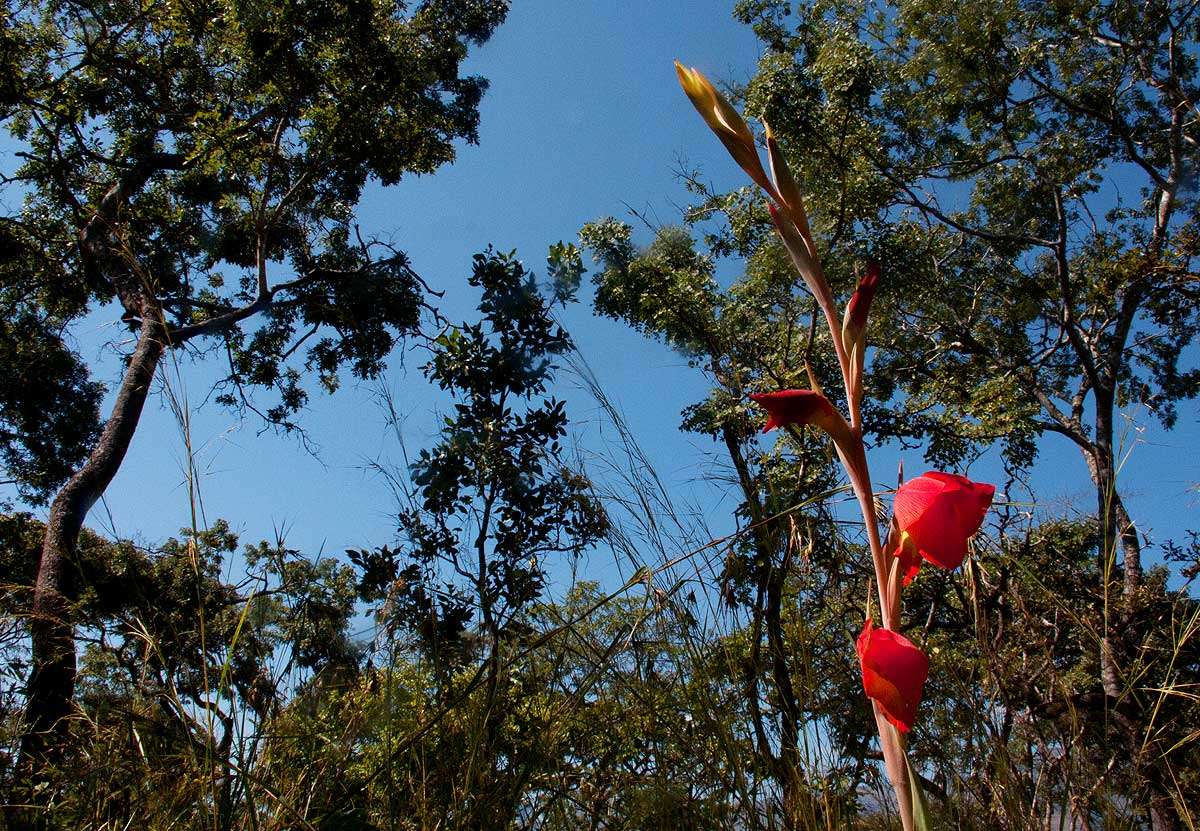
<box><xmin>749</xmin><ymin>389</ymin><xmax>835</xmax><ymax>433</ymax></box>
<box><xmin>925</xmin><ymin>471</ymin><xmax>995</xmax><ymax>540</ymax></box>
<box><xmin>893</xmin><ymin>471</ymin><xmax>995</xmax><ymax>570</ymax></box>
<box><xmin>857</xmin><ymin>620</ymin><xmax>929</xmax><ymax>732</ymax></box>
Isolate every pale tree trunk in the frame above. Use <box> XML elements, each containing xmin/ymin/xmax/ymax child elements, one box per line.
<box><xmin>1081</xmin><ymin>396</ymin><xmax>1178</xmax><ymax>831</ymax></box>
<box><xmin>1089</xmin><ymin>394</ymin><xmax>1142</xmax><ymax>595</ymax></box>
<box><xmin>15</xmin><ymin>313</ymin><xmax>165</xmax><ymax>810</ymax></box>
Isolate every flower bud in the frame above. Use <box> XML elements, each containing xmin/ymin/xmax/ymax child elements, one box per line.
<box><xmin>674</xmin><ymin>61</ymin><xmax>777</xmax><ymax>198</ymax></box>
<box><xmin>857</xmin><ymin>618</ymin><xmax>930</xmax><ymax>733</ymax></box>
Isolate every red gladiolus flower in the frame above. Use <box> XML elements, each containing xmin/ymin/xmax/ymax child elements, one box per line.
<box><xmin>892</xmin><ymin>471</ymin><xmax>995</xmax><ymax>583</ymax></box>
<box><xmin>857</xmin><ymin>618</ymin><xmax>930</xmax><ymax>733</ymax></box>
<box><xmin>748</xmin><ymin>389</ymin><xmax>859</xmax><ymax>460</ymax></box>
<box><xmin>749</xmin><ymin>389</ymin><xmax>837</xmax><ymax>433</ymax></box>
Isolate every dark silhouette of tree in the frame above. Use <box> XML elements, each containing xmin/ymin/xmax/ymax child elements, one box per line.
<box><xmin>350</xmin><ymin>250</ymin><xmax>608</xmax><ymax>828</ymax></box>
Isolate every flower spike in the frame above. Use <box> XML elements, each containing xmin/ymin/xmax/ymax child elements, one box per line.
<box><xmin>767</xmin><ymin>203</ymin><xmax>835</xmax><ymax>315</ymax></box>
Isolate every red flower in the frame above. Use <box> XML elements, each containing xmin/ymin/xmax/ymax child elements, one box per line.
<box><xmin>892</xmin><ymin>471</ymin><xmax>995</xmax><ymax>583</ymax></box>
<box><xmin>749</xmin><ymin>389</ymin><xmax>837</xmax><ymax>433</ymax></box>
<box><xmin>748</xmin><ymin>389</ymin><xmax>860</xmax><ymax>461</ymax></box>
<box><xmin>857</xmin><ymin>618</ymin><xmax>930</xmax><ymax>733</ymax></box>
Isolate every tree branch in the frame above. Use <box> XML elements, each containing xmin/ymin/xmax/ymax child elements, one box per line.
<box><xmin>1051</xmin><ymin>188</ymin><xmax>1102</xmax><ymax>391</ymax></box>
<box><xmin>868</xmin><ymin>151</ymin><xmax>1056</xmax><ymax>249</ymax></box>
<box><xmin>77</xmin><ymin>149</ymin><xmax>186</xmax><ymax>311</ymax></box>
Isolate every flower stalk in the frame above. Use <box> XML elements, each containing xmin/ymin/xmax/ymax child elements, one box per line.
<box><xmin>676</xmin><ymin>62</ymin><xmax>994</xmax><ymax>831</ymax></box>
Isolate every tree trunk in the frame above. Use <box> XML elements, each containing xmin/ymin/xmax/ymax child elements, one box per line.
<box><xmin>1081</xmin><ymin>396</ymin><xmax>1180</xmax><ymax>831</ymax></box>
<box><xmin>1111</xmin><ymin>493</ymin><xmax>1142</xmax><ymax>598</ymax></box>
<box><xmin>1089</xmin><ymin>390</ymin><xmax>1141</xmax><ymax>596</ymax></box>
<box><xmin>721</xmin><ymin>425</ymin><xmax>819</xmax><ymax>828</ymax></box>
<box><xmin>1148</xmin><ymin>794</ymin><xmax>1180</xmax><ymax>831</ymax></box>
<box><xmin>766</xmin><ymin>558</ymin><xmax>806</xmax><ymax>829</ymax></box>
<box><xmin>16</xmin><ymin>314</ymin><xmax>165</xmax><ymax>798</ymax></box>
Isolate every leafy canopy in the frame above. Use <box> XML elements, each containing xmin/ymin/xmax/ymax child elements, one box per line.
<box><xmin>354</xmin><ymin>250</ymin><xmax>608</xmax><ymax>663</ymax></box>
<box><xmin>732</xmin><ymin>0</ymin><xmax>1199</xmax><ymax>471</ymax></box>
<box><xmin>0</xmin><ymin>0</ymin><xmax>508</xmax><ymax>502</ymax></box>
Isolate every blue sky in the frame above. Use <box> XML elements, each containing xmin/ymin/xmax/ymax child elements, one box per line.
<box><xmin>9</xmin><ymin>0</ymin><xmax>1198</xmax><ymax>587</ymax></box>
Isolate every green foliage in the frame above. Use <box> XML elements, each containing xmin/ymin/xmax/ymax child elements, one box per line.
<box><xmin>0</xmin><ymin>252</ymin><xmax>103</xmax><ymax>506</ymax></box>
<box><xmin>732</xmin><ymin>0</ymin><xmax>1198</xmax><ymax>473</ymax></box>
<box><xmin>0</xmin><ymin>513</ymin><xmax>362</xmax><ymax>826</ymax></box>
<box><xmin>257</xmin><ymin>582</ymin><xmax>747</xmax><ymax>830</ymax></box>
<box><xmin>2</xmin><ymin>515</ymin><xmax>1195</xmax><ymax>828</ymax></box>
<box><xmin>383</xmin><ymin>250</ymin><xmax>608</xmax><ymax>663</ymax></box>
<box><xmin>545</xmin><ymin>240</ymin><xmax>585</xmax><ymax>307</ymax></box>
<box><xmin>584</xmin><ymin>221</ymin><xmax>721</xmax><ymax>358</ymax></box>
<box><xmin>0</xmin><ymin>0</ymin><xmax>509</xmax><ymax>498</ymax></box>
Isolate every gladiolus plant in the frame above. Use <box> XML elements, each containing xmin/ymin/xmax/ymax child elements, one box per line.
<box><xmin>676</xmin><ymin>61</ymin><xmax>994</xmax><ymax>829</ymax></box>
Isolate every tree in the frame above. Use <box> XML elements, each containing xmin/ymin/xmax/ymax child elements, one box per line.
<box><xmin>0</xmin><ymin>514</ymin><xmax>361</xmax><ymax>828</ymax></box>
<box><xmin>252</xmin><ymin>579</ymin><xmax>742</xmax><ymax>830</ymax></box>
<box><xmin>914</xmin><ymin>518</ymin><xmax>1200</xmax><ymax>829</ymax></box>
<box><xmin>1</xmin><ymin>0</ymin><xmax>509</xmax><ymax>790</ymax></box>
<box><xmin>731</xmin><ymin>0</ymin><xmax>1198</xmax><ymax>590</ymax></box>
<box><xmin>348</xmin><ymin>249</ymin><xmax>608</xmax><ymax>828</ymax></box>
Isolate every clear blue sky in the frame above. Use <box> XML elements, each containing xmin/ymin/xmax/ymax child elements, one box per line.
<box><xmin>12</xmin><ymin>0</ymin><xmax>1198</xmax><ymax>583</ymax></box>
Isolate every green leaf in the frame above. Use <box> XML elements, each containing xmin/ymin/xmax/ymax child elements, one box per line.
<box><xmin>905</xmin><ymin>750</ymin><xmax>933</xmax><ymax>831</ymax></box>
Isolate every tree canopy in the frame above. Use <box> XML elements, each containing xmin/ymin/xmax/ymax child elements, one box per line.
<box><xmin>1</xmin><ymin>0</ymin><xmax>507</xmax><ymax>502</ymax></box>
<box><xmin>728</xmin><ymin>0</ymin><xmax>1198</xmax><ymax>582</ymax></box>
<box><xmin>0</xmin><ymin>0</ymin><xmax>510</xmax><ymax>808</ymax></box>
